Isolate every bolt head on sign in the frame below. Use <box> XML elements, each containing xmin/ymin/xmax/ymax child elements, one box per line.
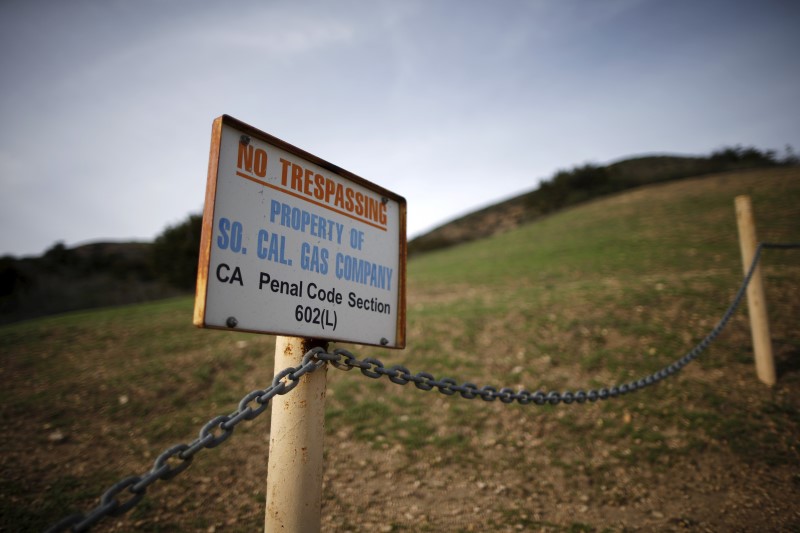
<box><xmin>194</xmin><ymin>115</ymin><xmax>407</xmax><ymax>348</ymax></box>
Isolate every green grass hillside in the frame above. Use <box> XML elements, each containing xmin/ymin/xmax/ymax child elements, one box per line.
<box><xmin>408</xmin><ymin>149</ymin><xmax>794</xmax><ymax>255</ymax></box>
<box><xmin>1</xmin><ymin>168</ymin><xmax>799</xmax><ymax>531</ymax></box>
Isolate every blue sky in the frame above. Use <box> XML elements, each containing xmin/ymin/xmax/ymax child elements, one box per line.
<box><xmin>1</xmin><ymin>0</ymin><xmax>798</xmax><ymax>257</ymax></box>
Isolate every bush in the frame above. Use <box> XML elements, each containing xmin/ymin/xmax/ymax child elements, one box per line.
<box><xmin>151</xmin><ymin>214</ymin><xmax>203</xmax><ymax>290</ymax></box>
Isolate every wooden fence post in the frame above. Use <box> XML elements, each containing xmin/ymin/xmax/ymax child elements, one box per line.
<box><xmin>734</xmin><ymin>195</ymin><xmax>776</xmax><ymax>386</ymax></box>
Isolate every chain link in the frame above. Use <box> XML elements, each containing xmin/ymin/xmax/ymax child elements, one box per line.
<box><xmin>45</xmin><ymin>354</ymin><xmax>325</xmax><ymax>533</ymax></box>
<box><xmin>317</xmin><ymin>242</ymin><xmax>794</xmax><ymax>404</ymax></box>
<box><xmin>46</xmin><ymin>242</ymin><xmax>798</xmax><ymax>532</ymax></box>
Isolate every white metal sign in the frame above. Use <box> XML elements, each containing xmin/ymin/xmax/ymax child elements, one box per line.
<box><xmin>194</xmin><ymin>115</ymin><xmax>406</xmax><ymax>348</ymax></box>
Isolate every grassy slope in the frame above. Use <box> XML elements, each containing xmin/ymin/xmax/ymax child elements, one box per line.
<box><xmin>1</xmin><ymin>168</ymin><xmax>798</xmax><ymax>531</ymax></box>
<box><xmin>408</xmin><ymin>155</ymin><xmax>789</xmax><ymax>255</ymax></box>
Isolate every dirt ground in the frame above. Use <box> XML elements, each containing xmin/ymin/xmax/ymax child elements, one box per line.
<box><xmin>4</xmin><ymin>170</ymin><xmax>800</xmax><ymax>532</ymax></box>
<box><xmin>9</xmin><ymin>285</ymin><xmax>797</xmax><ymax>533</ymax></box>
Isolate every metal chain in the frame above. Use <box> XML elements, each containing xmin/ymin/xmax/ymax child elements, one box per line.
<box><xmin>46</xmin><ymin>242</ymin><xmax>798</xmax><ymax>531</ymax></box>
<box><xmin>317</xmin><ymin>242</ymin><xmax>799</xmax><ymax>405</ymax></box>
<box><xmin>762</xmin><ymin>242</ymin><xmax>800</xmax><ymax>250</ymax></box>
<box><xmin>45</xmin><ymin>351</ymin><xmax>325</xmax><ymax>533</ymax></box>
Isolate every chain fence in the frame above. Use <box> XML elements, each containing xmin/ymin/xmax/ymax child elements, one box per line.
<box><xmin>46</xmin><ymin>242</ymin><xmax>799</xmax><ymax>532</ymax></box>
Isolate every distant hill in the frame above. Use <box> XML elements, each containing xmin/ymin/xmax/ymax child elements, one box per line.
<box><xmin>0</xmin><ymin>241</ymin><xmax>182</xmax><ymax>324</ymax></box>
<box><xmin>1</xmin><ymin>145</ymin><xmax>793</xmax><ymax>324</ymax></box>
<box><xmin>408</xmin><ymin>147</ymin><xmax>796</xmax><ymax>255</ymax></box>
<box><xmin>1</xmin><ymin>212</ymin><xmax>203</xmax><ymax>324</ymax></box>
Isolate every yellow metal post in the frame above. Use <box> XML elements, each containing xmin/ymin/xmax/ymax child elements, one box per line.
<box><xmin>265</xmin><ymin>336</ymin><xmax>328</xmax><ymax>531</ymax></box>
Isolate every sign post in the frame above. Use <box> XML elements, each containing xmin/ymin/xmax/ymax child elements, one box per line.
<box><xmin>265</xmin><ymin>336</ymin><xmax>328</xmax><ymax>531</ymax></box>
<box><xmin>194</xmin><ymin>115</ymin><xmax>406</xmax><ymax>530</ymax></box>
